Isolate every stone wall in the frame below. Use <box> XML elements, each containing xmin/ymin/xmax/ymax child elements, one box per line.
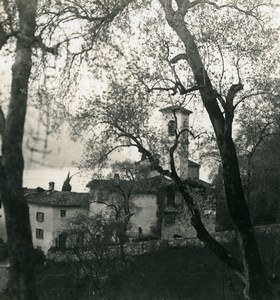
<box><xmin>47</xmin><ymin>224</ymin><xmax>280</xmax><ymax>262</ymax></box>
<box><xmin>46</xmin><ymin>227</ymin><xmax>235</xmax><ymax>262</ymax></box>
<box><xmin>161</xmin><ymin>185</ymin><xmax>216</xmax><ymax>239</ymax></box>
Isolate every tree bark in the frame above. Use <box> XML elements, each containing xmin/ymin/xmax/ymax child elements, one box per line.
<box><xmin>159</xmin><ymin>1</ymin><xmax>272</xmax><ymax>298</ymax></box>
<box><xmin>0</xmin><ymin>0</ymin><xmax>38</xmax><ymax>299</ymax></box>
<box><xmin>219</xmin><ymin>139</ymin><xmax>271</xmax><ymax>299</ymax></box>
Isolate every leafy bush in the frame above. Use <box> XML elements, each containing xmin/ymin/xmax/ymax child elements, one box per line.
<box><xmin>32</xmin><ymin>248</ymin><xmax>46</xmax><ymax>265</ymax></box>
<box><xmin>133</xmin><ymin>234</ymin><xmax>158</xmax><ymax>242</ymax></box>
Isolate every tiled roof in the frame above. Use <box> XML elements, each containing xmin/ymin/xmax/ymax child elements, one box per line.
<box><xmin>87</xmin><ymin>176</ymin><xmax>172</xmax><ymax>194</ymax></box>
<box><xmin>86</xmin><ymin>179</ymin><xmax>133</xmax><ymax>190</ymax></box>
<box><xmin>134</xmin><ymin>176</ymin><xmax>172</xmax><ymax>193</ymax></box>
<box><xmin>24</xmin><ymin>189</ymin><xmax>91</xmax><ymax>207</ymax></box>
<box><xmin>87</xmin><ymin>175</ymin><xmax>212</xmax><ymax>195</ymax></box>
<box><xmin>87</xmin><ymin>176</ymin><xmax>212</xmax><ymax>193</ymax></box>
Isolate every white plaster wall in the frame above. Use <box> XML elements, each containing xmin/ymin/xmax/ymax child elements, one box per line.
<box><xmin>129</xmin><ymin>193</ymin><xmax>158</xmax><ymax>237</ymax></box>
<box><xmin>161</xmin><ymin>110</ymin><xmax>189</xmax><ymax>137</ymax></box>
<box><xmin>89</xmin><ymin>190</ymin><xmax>112</xmax><ymax>217</ymax></box>
<box><xmin>89</xmin><ymin>192</ymin><xmax>158</xmax><ymax>238</ymax></box>
<box><xmin>29</xmin><ymin>204</ymin><xmax>54</xmax><ymax>253</ymax></box>
<box><xmin>89</xmin><ymin>201</ymin><xmax>111</xmax><ymax>217</ymax></box>
<box><xmin>30</xmin><ymin>204</ymin><xmax>87</xmax><ymax>253</ymax></box>
<box><xmin>52</xmin><ymin>206</ymin><xmax>88</xmax><ymax>240</ymax></box>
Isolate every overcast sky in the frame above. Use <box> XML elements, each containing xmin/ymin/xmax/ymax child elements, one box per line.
<box><xmin>3</xmin><ymin>2</ymin><xmax>278</xmax><ymax>190</ymax></box>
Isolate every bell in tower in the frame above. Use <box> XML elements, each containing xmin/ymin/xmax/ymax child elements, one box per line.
<box><xmin>159</xmin><ymin>106</ymin><xmax>192</xmax><ymax>180</ymax></box>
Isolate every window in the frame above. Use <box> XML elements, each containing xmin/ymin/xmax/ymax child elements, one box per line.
<box><xmin>60</xmin><ymin>210</ymin><xmax>66</xmax><ymax>217</ymax></box>
<box><xmin>168</xmin><ymin>120</ymin><xmax>176</xmax><ymax>136</ymax></box>
<box><xmin>36</xmin><ymin>229</ymin><xmax>44</xmax><ymax>239</ymax></box>
<box><xmin>36</xmin><ymin>212</ymin><xmax>44</xmax><ymax>222</ymax></box>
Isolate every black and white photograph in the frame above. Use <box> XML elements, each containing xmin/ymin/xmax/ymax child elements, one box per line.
<box><xmin>0</xmin><ymin>0</ymin><xmax>280</xmax><ymax>299</ymax></box>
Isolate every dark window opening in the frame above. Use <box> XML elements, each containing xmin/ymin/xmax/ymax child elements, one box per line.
<box><xmin>36</xmin><ymin>229</ymin><xmax>44</xmax><ymax>239</ymax></box>
<box><xmin>168</xmin><ymin>120</ymin><xmax>176</xmax><ymax>136</ymax></box>
<box><xmin>36</xmin><ymin>212</ymin><xmax>44</xmax><ymax>222</ymax></box>
<box><xmin>60</xmin><ymin>210</ymin><xmax>66</xmax><ymax>217</ymax></box>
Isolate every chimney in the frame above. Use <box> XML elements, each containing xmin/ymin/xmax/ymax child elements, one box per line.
<box><xmin>49</xmin><ymin>181</ymin><xmax>55</xmax><ymax>191</ymax></box>
<box><xmin>114</xmin><ymin>173</ymin><xmax>120</xmax><ymax>184</ymax></box>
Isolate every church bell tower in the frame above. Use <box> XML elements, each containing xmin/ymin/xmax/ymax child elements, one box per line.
<box><xmin>159</xmin><ymin>106</ymin><xmax>192</xmax><ymax>180</ymax></box>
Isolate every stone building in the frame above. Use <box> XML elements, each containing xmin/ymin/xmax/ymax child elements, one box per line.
<box><xmin>0</xmin><ymin>105</ymin><xmax>216</xmax><ymax>253</ymax></box>
<box><xmin>25</xmin><ymin>188</ymin><xmax>90</xmax><ymax>253</ymax></box>
<box><xmin>87</xmin><ymin>106</ymin><xmax>215</xmax><ymax>240</ymax></box>
<box><xmin>87</xmin><ymin>176</ymin><xmax>167</xmax><ymax>240</ymax></box>
<box><xmin>87</xmin><ymin>175</ymin><xmax>215</xmax><ymax>241</ymax></box>
<box><xmin>0</xmin><ymin>185</ymin><xmax>91</xmax><ymax>254</ymax></box>
<box><xmin>161</xmin><ymin>178</ymin><xmax>215</xmax><ymax>239</ymax></box>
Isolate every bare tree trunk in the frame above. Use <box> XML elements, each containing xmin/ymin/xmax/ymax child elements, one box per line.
<box><xmin>220</xmin><ymin>139</ymin><xmax>271</xmax><ymax>299</ymax></box>
<box><xmin>0</xmin><ymin>0</ymin><xmax>38</xmax><ymax>299</ymax></box>
<box><xmin>159</xmin><ymin>1</ymin><xmax>271</xmax><ymax>298</ymax></box>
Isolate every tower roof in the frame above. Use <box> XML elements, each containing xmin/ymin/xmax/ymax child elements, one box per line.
<box><xmin>159</xmin><ymin>105</ymin><xmax>192</xmax><ymax>115</ymax></box>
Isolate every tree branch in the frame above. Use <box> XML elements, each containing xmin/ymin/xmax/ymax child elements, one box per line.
<box><xmin>189</xmin><ymin>0</ymin><xmax>271</xmax><ymax>20</ymax></box>
<box><xmin>226</xmin><ymin>83</ymin><xmax>244</xmax><ymax>107</ymax></box>
<box><xmin>233</xmin><ymin>91</ymin><xmax>277</xmax><ymax>110</ymax></box>
<box><xmin>0</xmin><ymin>22</ymin><xmax>17</xmax><ymax>50</ymax></box>
<box><xmin>170</xmin><ymin>53</ymin><xmax>188</xmax><ymax>64</ymax></box>
<box><xmin>33</xmin><ymin>35</ymin><xmax>61</xmax><ymax>55</ymax></box>
<box><xmin>168</xmin><ymin>130</ymin><xmax>245</xmax><ymax>280</ymax></box>
<box><xmin>0</xmin><ymin>106</ymin><xmax>6</xmax><ymax>138</ymax></box>
<box><xmin>248</xmin><ymin>122</ymin><xmax>274</xmax><ymax>158</ymax></box>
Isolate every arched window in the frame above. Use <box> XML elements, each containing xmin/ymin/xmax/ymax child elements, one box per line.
<box><xmin>168</xmin><ymin>120</ymin><xmax>176</xmax><ymax>136</ymax></box>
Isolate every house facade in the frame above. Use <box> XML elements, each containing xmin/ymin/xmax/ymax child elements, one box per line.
<box><xmin>161</xmin><ymin>179</ymin><xmax>215</xmax><ymax>239</ymax></box>
<box><xmin>0</xmin><ymin>189</ymin><xmax>91</xmax><ymax>254</ymax></box>
<box><xmin>87</xmin><ymin>176</ymin><xmax>165</xmax><ymax>240</ymax></box>
<box><xmin>0</xmin><ymin>175</ymin><xmax>215</xmax><ymax>253</ymax></box>
<box><xmin>87</xmin><ymin>176</ymin><xmax>215</xmax><ymax>241</ymax></box>
<box><xmin>0</xmin><ymin>105</ymin><xmax>216</xmax><ymax>253</ymax></box>
<box><xmin>25</xmin><ymin>190</ymin><xmax>90</xmax><ymax>253</ymax></box>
